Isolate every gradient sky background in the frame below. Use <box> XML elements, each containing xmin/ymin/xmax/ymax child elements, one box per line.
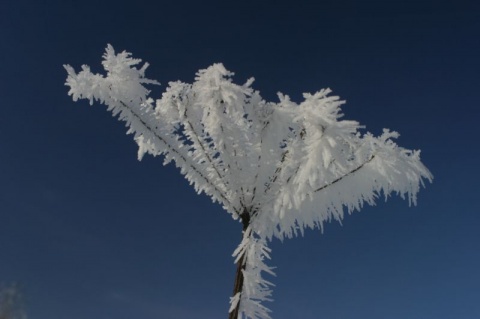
<box><xmin>1</xmin><ymin>0</ymin><xmax>479</xmax><ymax>318</ymax></box>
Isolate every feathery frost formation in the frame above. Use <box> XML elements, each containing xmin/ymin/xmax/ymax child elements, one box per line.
<box><xmin>65</xmin><ymin>45</ymin><xmax>432</xmax><ymax>319</ymax></box>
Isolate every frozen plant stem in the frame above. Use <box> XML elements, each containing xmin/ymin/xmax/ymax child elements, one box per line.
<box><xmin>64</xmin><ymin>45</ymin><xmax>432</xmax><ymax>319</ymax></box>
<box><xmin>230</xmin><ymin>210</ymin><xmax>251</xmax><ymax>319</ymax></box>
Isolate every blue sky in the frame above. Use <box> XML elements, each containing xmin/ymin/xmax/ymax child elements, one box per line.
<box><xmin>1</xmin><ymin>0</ymin><xmax>479</xmax><ymax>318</ymax></box>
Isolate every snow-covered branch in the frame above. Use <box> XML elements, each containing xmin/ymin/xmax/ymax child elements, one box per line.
<box><xmin>314</xmin><ymin>154</ymin><xmax>376</xmax><ymax>193</ymax></box>
<box><xmin>230</xmin><ymin>226</ymin><xmax>275</xmax><ymax>319</ymax></box>
<box><xmin>64</xmin><ymin>46</ymin><xmax>238</xmax><ymax>216</ymax></box>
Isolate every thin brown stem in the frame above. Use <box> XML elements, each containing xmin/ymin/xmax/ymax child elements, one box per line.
<box><xmin>229</xmin><ymin>210</ymin><xmax>251</xmax><ymax>319</ymax></box>
<box><xmin>229</xmin><ymin>252</ymin><xmax>246</xmax><ymax>319</ymax></box>
<box><xmin>314</xmin><ymin>155</ymin><xmax>375</xmax><ymax>193</ymax></box>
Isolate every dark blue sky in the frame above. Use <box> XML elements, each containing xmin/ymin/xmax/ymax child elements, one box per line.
<box><xmin>1</xmin><ymin>0</ymin><xmax>479</xmax><ymax>318</ymax></box>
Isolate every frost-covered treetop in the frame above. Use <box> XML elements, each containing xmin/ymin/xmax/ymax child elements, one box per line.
<box><xmin>65</xmin><ymin>45</ymin><xmax>432</xmax><ymax>319</ymax></box>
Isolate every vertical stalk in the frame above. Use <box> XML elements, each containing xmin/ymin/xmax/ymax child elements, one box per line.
<box><xmin>229</xmin><ymin>251</ymin><xmax>246</xmax><ymax>319</ymax></box>
<box><xmin>229</xmin><ymin>210</ymin><xmax>251</xmax><ymax>319</ymax></box>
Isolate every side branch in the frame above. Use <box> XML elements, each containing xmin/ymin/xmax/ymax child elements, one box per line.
<box><xmin>182</xmin><ymin>100</ymin><xmax>231</xmax><ymax>194</ymax></box>
<box><xmin>314</xmin><ymin>155</ymin><xmax>376</xmax><ymax>193</ymax></box>
<box><xmin>263</xmin><ymin>150</ymin><xmax>289</xmax><ymax>195</ymax></box>
<box><xmin>119</xmin><ymin>101</ymin><xmax>240</xmax><ymax>216</ymax></box>
<box><xmin>186</xmin><ymin>119</ymin><xmax>230</xmax><ymax>191</ymax></box>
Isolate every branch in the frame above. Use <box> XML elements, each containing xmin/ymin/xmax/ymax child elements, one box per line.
<box><xmin>182</xmin><ymin>99</ymin><xmax>236</xmax><ymax>209</ymax></box>
<box><xmin>185</xmin><ymin>109</ymin><xmax>245</xmax><ymax>212</ymax></box>
<box><xmin>263</xmin><ymin>149</ymin><xmax>289</xmax><ymax>195</ymax></box>
<box><xmin>314</xmin><ymin>154</ymin><xmax>376</xmax><ymax>193</ymax></box>
<box><xmin>119</xmin><ymin>101</ymin><xmax>240</xmax><ymax>216</ymax></box>
<box><xmin>186</xmin><ymin>119</ymin><xmax>226</xmax><ymax>182</ymax></box>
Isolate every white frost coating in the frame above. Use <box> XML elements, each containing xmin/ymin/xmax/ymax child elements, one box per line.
<box><xmin>229</xmin><ymin>293</ymin><xmax>241</xmax><ymax>313</ymax></box>
<box><xmin>65</xmin><ymin>45</ymin><xmax>433</xmax><ymax>319</ymax></box>
<box><xmin>232</xmin><ymin>226</ymin><xmax>275</xmax><ymax>319</ymax></box>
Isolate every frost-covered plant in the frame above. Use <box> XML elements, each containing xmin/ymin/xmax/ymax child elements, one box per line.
<box><xmin>65</xmin><ymin>45</ymin><xmax>432</xmax><ymax>319</ymax></box>
<box><xmin>0</xmin><ymin>283</ymin><xmax>26</xmax><ymax>319</ymax></box>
